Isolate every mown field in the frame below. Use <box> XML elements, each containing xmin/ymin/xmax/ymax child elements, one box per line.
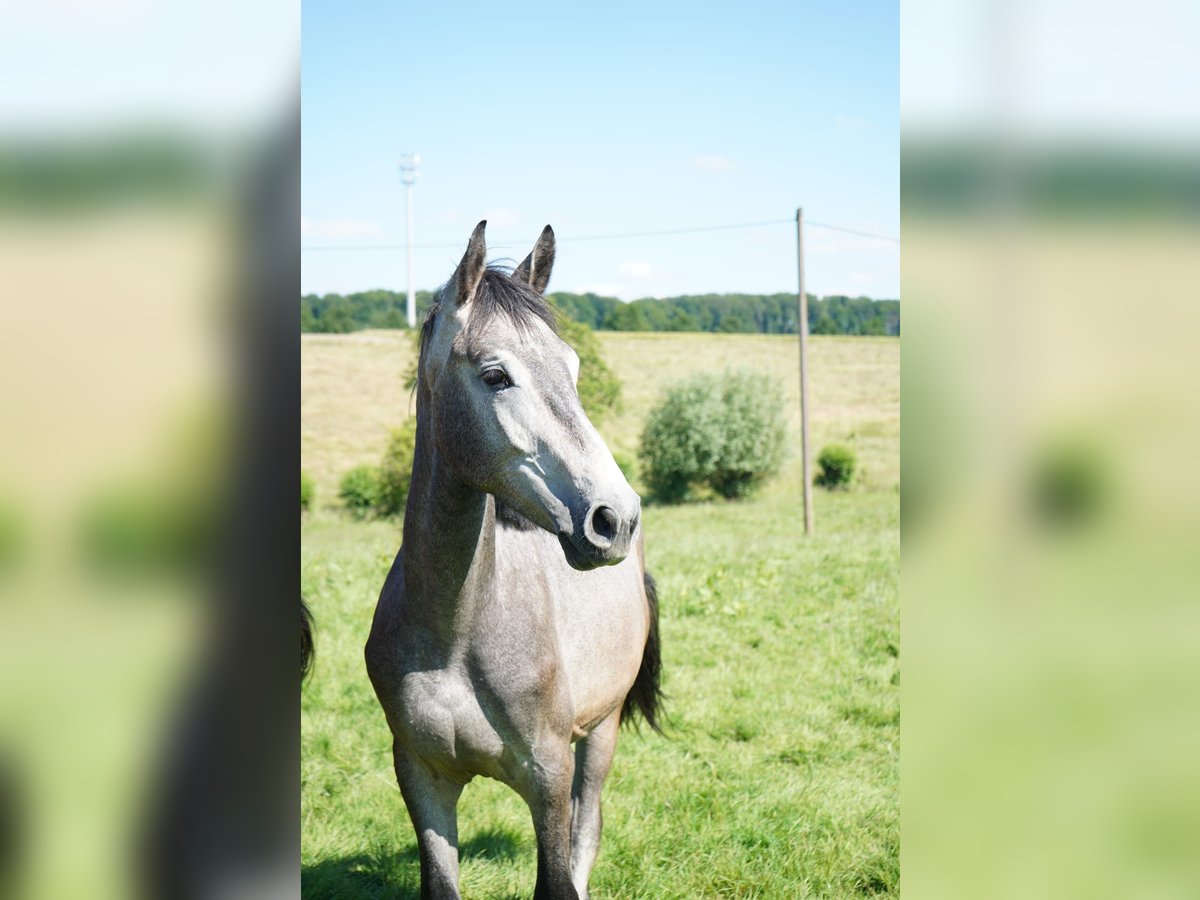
<box><xmin>301</xmin><ymin>331</ymin><xmax>899</xmax><ymax>898</ymax></box>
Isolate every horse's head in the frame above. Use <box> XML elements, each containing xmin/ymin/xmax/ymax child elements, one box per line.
<box><xmin>419</xmin><ymin>221</ymin><xmax>640</xmax><ymax>570</ymax></box>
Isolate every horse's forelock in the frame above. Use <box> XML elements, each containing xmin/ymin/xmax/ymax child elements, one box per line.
<box><xmin>421</xmin><ymin>266</ymin><xmax>557</xmax><ymax>358</ymax></box>
<box><xmin>470</xmin><ymin>266</ymin><xmax>557</xmax><ymax>336</ymax></box>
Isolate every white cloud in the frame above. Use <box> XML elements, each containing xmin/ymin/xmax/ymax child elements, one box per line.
<box><xmin>693</xmin><ymin>155</ymin><xmax>735</xmax><ymax>173</ymax></box>
<box><xmin>619</xmin><ymin>261</ymin><xmax>654</xmax><ymax>277</ymax></box>
<box><xmin>835</xmin><ymin>115</ymin><xmax>872</xmax><ymax>130</ymax></box>
<box><xmin>483</xmin><ymin>207</ymin><xmax>521</xmax><ymax>227</ymax></box>
<box><xmin>300</xmin><ymin>216</ymin><xmax>382</xmax><ymax>239</ymax></box>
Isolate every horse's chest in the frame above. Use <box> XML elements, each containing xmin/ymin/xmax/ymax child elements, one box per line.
<box><xmin>395</xmin><ymin>669</ymin><xmax>511</xmax><ymax>782</ymax></box>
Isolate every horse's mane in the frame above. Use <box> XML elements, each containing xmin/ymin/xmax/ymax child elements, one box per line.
<box><xmin>495</xmin><ymin>502</ymin><xmax>540</xmax><ymax>531</ymax></box>
<box><xmin>472</xmin><ymin>266</ymin><xmax>558</xmax><ymax>334</ymax></box>
<box><xmin>419</xmin><ymin>265</ymin><xmax>557</xmax><ymax>356</ymax></box>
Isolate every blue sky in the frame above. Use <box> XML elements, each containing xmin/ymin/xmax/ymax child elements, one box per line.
<box><xmin>302</xmin><ymin>1</ymin><xmax>898</xmax><ymax>300</ymax></box>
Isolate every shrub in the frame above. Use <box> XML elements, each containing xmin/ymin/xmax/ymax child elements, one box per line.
<box><xmin>816</xmin><ymin>444</ymin><xmax>856</xmax><ymax>489</ymax></box>
<box><xmin>80</xmin><ymin>486</ymin><xmax>211</xmax><ymax>575</ymax></box>
<box><xmin>402</xmin><ymin>328</ymin><xmax>420</xmax><ymax>392</ymax></box>
<box><xmin>337</xmin><ymin>419</ymin><xmax>418</xmax><ymax>520</ymax></box>
<box><xmin>1029</xmin><ymin>439</ymin><xmax>1105</xmax><ymax>527</ymax></box>
<box><xmin>639</xmin><ymin>369</ymin><xmax>786</xmax><ymax>502</ymax></box>
<box><xmin>301</xmin><ymin>471</ymin><xmax>315</xmax><ymax>512</ymax></box>
<box><xmin>554</xmin><ymin>312</ymin><xmax>622</xmax><ymax>424</ymax></box>
<box><xmin>611</xmin><ymin>450</ymin><xmax>637</xmax><ymax>484</ymax></box>
<box><xmin>376</xmin><ymin>418</ymin><xmax>418</xmax><ymax>518</ymax></box>
<box><xmin>708</xmin><ymin>371</ymin><xmax>787</xmax><ymax>499</ymax></box>
<box><xmin>338</xmin><ymin>465</ymin><xmax>381</xmax><ymax>519</ymax></box>
<box><xmin>639</xmin><ymin>376</ymin><xmax>722</xmax><ymax>502</ymax></box>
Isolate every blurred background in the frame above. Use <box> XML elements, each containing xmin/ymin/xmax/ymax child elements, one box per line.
<box><xmin>4</xmin><ymin>0</ymin><xmax>1198</xmax><ymax>897</ymax></box>
<box><xmin>902</xmin><ymin>1</ymin><xmax>1200</xmax><ymax>897</ymax></box>
<box><xmin>0</xmin><ymin>1</ymin><xmax>297</xmax><ymax>898</ymax></box>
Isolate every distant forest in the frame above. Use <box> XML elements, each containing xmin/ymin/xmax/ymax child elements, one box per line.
<box><xmin>301</xmin><ymin>289</ymin><xmax>899</xmax><ymax>337</ymax></box>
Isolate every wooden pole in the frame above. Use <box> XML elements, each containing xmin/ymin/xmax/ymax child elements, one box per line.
<box><xmin>796</xmin><ymin>208</ymin><xmax>814</xmax><ymax>535</ymax></box>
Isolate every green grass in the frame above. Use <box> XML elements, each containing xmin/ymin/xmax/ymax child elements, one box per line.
<box><xmin>302</xmin><ymin>331</ymin><xmax>898</xmax><ymax>898</ymax></box>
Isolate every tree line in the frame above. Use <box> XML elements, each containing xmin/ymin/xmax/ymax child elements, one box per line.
<box><xmin>301</xmin><ymin>288</ymin><xmax>899</xmax><ymax>337</ymax></box>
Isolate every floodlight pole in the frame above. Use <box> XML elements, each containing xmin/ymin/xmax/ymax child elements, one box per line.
<box><xmin>796</xmin><ymin>208</ymin><xmax>814</xmax><ymax>535</ymax></box>
<box><xmin>399</xmin><ymin>154</ymin><xmax>420</xmax><ymax>328</ymax></box>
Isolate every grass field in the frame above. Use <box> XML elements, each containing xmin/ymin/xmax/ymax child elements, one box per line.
<box><xmin>301</xmin><ymin>331</ymin><xmax>899</xmax><ymax>505</ymax></box>
<box><xmin>301</xmin><ymin>331</ymin><xmax>899</xmax><ymax>898</ymax></box>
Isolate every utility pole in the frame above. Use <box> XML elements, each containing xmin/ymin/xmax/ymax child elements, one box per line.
<box><xmin>399</xmin><ymin>153</ymin><xmax>420</xmax><ymax>328</ymax></box>
<box><xmin>796</xmin><ymin>208</ymin><xmax>814</xmax><ymax>535</ymax></box>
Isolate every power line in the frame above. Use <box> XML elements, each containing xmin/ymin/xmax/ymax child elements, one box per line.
<box><xmin>300</xmin><ymin>216</ymin><xmax>899</xmax><ymax>252</ymax></box>
<box><xmin>554</xmin><ymin>217</ymin><xmax>793</xmax><ymax>242</ymax></box>
<box><xmin>804</xmin><ymin>220</ymin><xmax>900</xmax><ymax>243</ymax></box>
<box><xmin>301</xmin><ymin>239</ymin><xmax>464</xmax><ymax>252</ymax></box>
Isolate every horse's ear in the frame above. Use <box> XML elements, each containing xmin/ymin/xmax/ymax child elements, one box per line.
<box><xmin>513</xmin><ymin>225</ymin><xmax>555</xmax><ymax>294</ymax></box>
<box><xmin>453</xmin><ymin>220</ymin><xmax>488</xmax><ymax>307</ymax></box>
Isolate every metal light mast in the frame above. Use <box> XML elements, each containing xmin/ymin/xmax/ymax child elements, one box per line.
<box><xmin>399</xmin><ymin>153</ymin><xmax>420</xmax><ymax>328</ymax></box>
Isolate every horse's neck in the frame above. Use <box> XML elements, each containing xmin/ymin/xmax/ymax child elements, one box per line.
<box><xmin>401</xmin><ymin>420</ymin><xmax>496</xmax><ymax>647</ymax></box>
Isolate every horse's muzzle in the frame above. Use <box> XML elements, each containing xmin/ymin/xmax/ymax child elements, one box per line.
<box><xmin>560</xmin><ymin>499</ymin><xmax>640</xmax><ymax>570</ymax></box>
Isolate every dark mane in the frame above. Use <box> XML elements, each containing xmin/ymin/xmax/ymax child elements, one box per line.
<box><xmin>495</xmin><ymin>501</ymin><xmax>541</xmax><ymax>530</ymax></box>
<box><xmin>473</xmin><ymin>266</ymin><xmax>558</xmax><ymax>334</ymax></box>
<box><xmin>419</xmin><ymin>265</ymin><xmax>557</xmax><ymax>356</ymax></box>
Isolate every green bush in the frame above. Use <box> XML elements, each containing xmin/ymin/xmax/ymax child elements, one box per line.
<box><xmin>337</xmin><ymin>419</ymin><xmax>418</xmax><ymax>520</ymax></box>
<box><xmin>376</xmin><ymin>419</ymin><xmax>418</xmax><ymax>518</ymax></box>
<box><xmin>816</xmin><ymin>444</ymin><xmax>856</xmax><ymax>489</ymax></box>
<box><xmin>554</xmin><ymin>312</ymin><xmax>622</xmax><ymax>424</ymax></box>
<box><xmin>79</xmin><ymin>486</ymin><xmax>212</xmax><ymax>576</ymax></box>
<box><xmin>403</xmin><ymin>328</ymin><xmax>420</xmax><ymax>392</ymax></box>
<box><xmin>639</xmin><ymin>376</ymin><xmax>722</xmax><ymax>502</ymax></box>
<box><xmin>338</xmin><ymin>465</ymin><xmax>381</xmax><ymax>519</ymax></box>
<box><xmin>1029</xmin><ymin>439</ymin><xmax>1105</xmax><ymax>527</ymax></box>
<box><xmin>708</xmin><ymin>371</ymin><xmax>788</xmax><ymax>499</ymax></box>
<box><xmin>612</xmin><ymin>450</ymin><xmax>637</xmax><ymax>484</ymax></box>
<box><xmin>639</xmin><ymin>369</ymin><xmax>786</xmax><ymax>503</ymax></box>
<box><xmin>301</xmin><ymin>471</ymin><xmax>315</xmax><ymax>513</ymax></box>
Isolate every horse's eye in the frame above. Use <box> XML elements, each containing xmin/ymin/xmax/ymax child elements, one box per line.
<box><xmin>481</xmin><ymin>368</ymin><xmax>510</xmax><ymax>388</ymax></box>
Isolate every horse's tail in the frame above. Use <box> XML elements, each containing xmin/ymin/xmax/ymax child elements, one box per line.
<box><xmin>301</xmin><ymin>598</ymin><xmax>315</xmax><ymax>682</ymax></box>
<box><xmin>622</xmin><ymin>571</ymin><xmax>664</xmax><ymax>733</ymax></box>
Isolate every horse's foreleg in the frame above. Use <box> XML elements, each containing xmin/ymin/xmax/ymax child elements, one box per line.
<box><xmin>569</xmin><ymin>711</ymin><xmax>620</xmax><ymax>900</ymax></box>
<box><xmin>524</xmin><ymin>744</ymin><xmax>580</xmax><ymax>900</ymax></box>
<box><xmin>393</xmin><ymin>743</ymin><xmax>464</xmax><ymax>900</ymax></box>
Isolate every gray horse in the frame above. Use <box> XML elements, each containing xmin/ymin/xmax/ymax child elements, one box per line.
<box><xmin>366</xmin><ymin>221</ymin><xmax>662</xmax><ymax>900</ymax></box>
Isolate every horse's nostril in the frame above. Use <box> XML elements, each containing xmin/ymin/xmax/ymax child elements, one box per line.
<box><xmin>591</xmin><ymin>505</ymin><xmax>619</xmax><ymax>542</ymax></box>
